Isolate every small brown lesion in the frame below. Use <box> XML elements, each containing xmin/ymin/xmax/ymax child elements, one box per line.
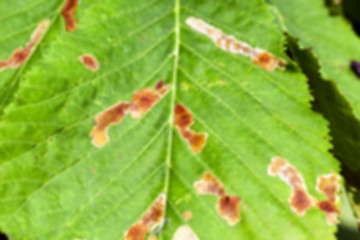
<box><xmin>89</xmin><ymin>102</ymin><xmax>130</xmax><ymax>147</ymax></box>
<box><xmin>315</xmin><ymin>172</ymin><xmax>341</xmax><ymax>224</ymax></box>
<box><xmin>141</xmin><ymin>194</ymin><xmax>166</xmax><ymax>227</ymax></box>
<box><xmin>217</xmin><ymin>195</ymin><xmax>242</xmax><ymax>226</ymax></box>
<box><xmin>124</xmin><ymin>194</ymin><xmax>166</xmax><ymax>240</ymax></box>
<box><xmin>252</xmin><ymin>52</ymin><xmax>276</xmax><ymax>71</ymax></box>
<box><xmin>124</xmin><ymin>222</ymin><xmax>148</xmax><ymax>240</ymax></box>
<box><xmin>194</xmin><ymin>172</ymin><xmax>242</xmax><ymax>225</ymax></box>
<box><xmin>174</xmin><ymin>104</ymin><xmax>207</xmax><ymax>153</ymax></box>
<box><xmin>0</xmin><ymin>19</ymin><xmax>50</xmax><ymax>72</ymax></box>
<box><xmin>194</xmin><ymin>172</ymin><xmax>225</xmax><ymax>196</ymax></box>
<box><xmin>316</xmin><ymin>171</ymin><xmax>340</xmax><ymax>203</ymax></box>
<box><xmin>316</xmin><ymin>200</ymin><xmax>340</xmax><ymax>225</ymax></box>
<box><xmin>289</xmin><ymin>188</ymin><xmax>314</xmax><ymax>216</ymax></box>
<box><xmin>90</xmin><ymin>82</ymin><xmax>170</xmax><ymax>147</ymax></box>
<box><xmin>79</xmin><ymin>54</ymin><xmax>99</xmax><ymax>71</ymax></box>
<box><xmin>130</xmin><ymin>85</ymin><xmax>169</xmax><ymax>119</ymax></box>
<box><xmin>61</xmin><ymin>0</ymin><xmax>79</xmax><ymax>32</ymax></box>
<box><xmin>174</xmin><ymin>104</ymin><xmax>193</xmax><ymax>130</ymax></box>
<box><xmin>252</xmin><ymin>51</ymin><xmax>286</xmax><ymax>71</ymax></box>
<box><xmin>179</xmin><ymin>129</ymin><xmax>207</xmax><ymax>154</ymax></box>
<box><xmin>267</xmin><ymin>156</ymin><xmax>287</xmax><ymax>176</ymax></box>
<box><xmin>5</xmin><ymin>48</ymin><xmax>32</xmax><ymax>68</ymax></box>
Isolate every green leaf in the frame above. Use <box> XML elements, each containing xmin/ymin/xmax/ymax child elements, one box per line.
<box><xmin>270</xmin><ymin>0</ymin><xmax>360</xmax><ymax>174</ymax></box>
<box><xmin>0</xmin><ymin>0</ymin><xmax>65</xmax><ymax>116</ymax></box>
<box><xmin>0</xmin><ymin>0</ymin><xmax>339</xmax><ymax>239</ymax></box>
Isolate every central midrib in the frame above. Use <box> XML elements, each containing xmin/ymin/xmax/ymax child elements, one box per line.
<box><xmin>162</xmin><ymin>0</ymin><xmax>180</xmax><ymax>238</ymax></box>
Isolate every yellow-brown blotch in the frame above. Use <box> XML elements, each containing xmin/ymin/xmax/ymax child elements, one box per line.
<box><xmin>174</xmin><ymin>104</ymin><xmax>207</xmax><ymax>154</ymax></box>
<box><xmin>89</xmin><ymin>102</ymin><xmax>129</xmax><ymax>147</ymax></box>
<box><xmin>130</xmin><ymin>85</ymin><xmax>169</xmax><ymax>119</ymax></box>
<box><xmin>124</xmin><ymin>194</ymin><xmax>166</xmax><ymax>240</ymax></box>
<box><xmin>316</xmin><ymin>172</ymin><xmax>341</xmax><ymax>224</ymax></box>
<box><xmin>194</xmin><ymin>172</ymin><xmax>242</xmax><ymax>226</ymax></box>
<box><xmin>316</xmin><ymin>172</ymin><xmax>340</xmax><ymax>203</ymax></box>
<box><xmin>0</xmin><ymin>19</ymin><xmax>50</xmax><ymax>72</ymax></box>
<box><xmin>90</xmin><ymin>83</ymin><xmax>170</xmax><ymax>147</ymax></box>
<box><xmin>186</xmin><ymin>17</ymin><xmax>286</xmax><ymax>71</ymax></box>
<box><xmin>194</xmin><ymin>172</ymin><xmax>225</xmax><ymax>197</ymax></box>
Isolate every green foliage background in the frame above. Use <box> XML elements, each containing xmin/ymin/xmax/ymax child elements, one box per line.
<box><xmin>0</xmin><ymin>0</ymin><xmax>359</xmax><ymax>239</ymax></box>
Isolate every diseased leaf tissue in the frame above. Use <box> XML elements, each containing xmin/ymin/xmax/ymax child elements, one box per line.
<box><xmin>90</xmin><ymin>82</ymin><xmax>170</xmax><ymax>147</ymax></box>
<box><xmin>268</xmin><ymin>157</ymin><xmax>340</xmax><ymax>224</ymax></box>
<box><xmin>0</xmin><ymin>20</ymin><xmax>50</xmax><ymax>71</ymax></box>
<box><xmin>0</xmin><ymin>0</ymin><xmax>350</xmax><ymax>239</ymax></box>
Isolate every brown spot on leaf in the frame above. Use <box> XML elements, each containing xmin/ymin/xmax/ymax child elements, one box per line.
<box><xmin>316</xmin><ymin>171</ymin><xmax>340</xmax><ymax>203</ymax></box>
<box><xmin>194</xmin><ymin>172</ymin><xmax>225</xmax><ymax>197</ymax></box>
<box><xmin>217</xmin><ymin>195</ymin><xmax>242</xmax><ymax>226</ymax></box>
<box><xmin>79</xmin><ymin>54</ymin><xmax>99</xmax><ymax>71</ymax></box>
<box><xmin>182</xmin><ymin>211</ymin><xmax>192</xmax><ymax>221</ymax></box>
<box><xmin>61</xmin><ymin>0</ymin><xmax>78</xmax><ymax>32</ymax></box>
<box><xmin>130</xmin><ymin>84</ymin><xmax>170</xmax><ymax>119</ymax></box>
<box><xmin>269</xmin><ymin>157</ymin><xmax>341</xmax><ymax>224</ymax></box>
<box><xmin>251</xmin><ymin>51</ymin><xmax>278</xmax><ymax>71</ymax></box>
<box><xmin>185</xmin><ymin>17</ymin><xmax>286</xmax><ymax>71</ymax></box>
<box><xmin>172</xmin><ymin>226</ymin><xmax>199</xmax><ymax>240</ymax></box>
<box><xmin>315</xmin><ymin>172</ymin><xmax>341</xmax><ymax>224</ymax></box>
<box><xmin>141</xmin><ymin>195</ymin><xmax>165</xmax><ymax>227</ymax></box>
<box><xmin>174</xmin><ymin>104</ymin><xmax>207</xmax><ymax>153</ymax></box>
<box><xmin>174</xmin><ymin>105</ymin><xmax>193</xmax><ymax>130</ymax></box>
<box><xmin>194</xmin><ymin>173</ymin><xmax>241</xmax><ymax>225</ymax></box>
<box><xmin>124</xmin><ymin>194</ymin><xmax>166</xmax><ymax>240</ymax></box>
<box><xmin>268</xmin><ymin>157</ymin><xmax>315</xmax><ymax>215</ymax></box>
<box><xmin>89</xmin><ymin>102</ymin><xmax>130</xmax><ymax>147</ymax></box>
<box><xmin>0</xmin><ymin>19</ymin><xmax>50</xmax><ymax>72</ymax></box>
<box><xmin>179</xmin><ymin>129</ymin><xmax>207</xmax><ymax>154</ymax></box>
<box><xmin>90</xmin><ymin>83</ymin><xmax>169</xmax><ymax>147</ymax></box>
<box><xmin>125</xmin><ymin>222</ymin><xmax>148</xmax><ymax>240</ymax></box>
<box><xmin>289</xmin><ymin>189</ymin><xmax>313</xmax><ymax>216</ymax></box>
<box><xmin>316</xmin><ymin>200</ymin><xmax>340</xmax><ymax>225</ymax></box>
<box><xmin>8</xmin><ymin>48</ymin><xmax>32</xmax><ymax>67</ymax></box>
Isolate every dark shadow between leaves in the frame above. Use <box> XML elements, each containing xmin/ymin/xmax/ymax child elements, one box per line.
<box><xmin>0</xmin><ymin>232</ymin><xmax>8</xmax><ymax>240</ymax></box>
<box><xmin>336</xmin><ymin>224</ymin><xmax>360</xmax><ymax>240</ymax></box>
<box><xmin>286</xmin><ymin>35</ymin><xmax>360</xmax><ymax>191</ymax></box>
<box><xmin>342</xmin><ymin>0</ymin><xmax>360</xmax><ymax>37</ymax></box>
